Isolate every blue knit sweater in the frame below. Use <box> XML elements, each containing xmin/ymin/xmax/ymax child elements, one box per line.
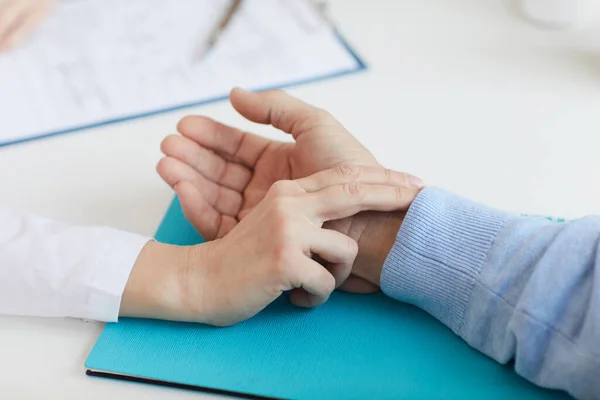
<box><xmin>381</xmin><ymin>188</ymin><xmax>600</xmax><ymax>400</ymax></box>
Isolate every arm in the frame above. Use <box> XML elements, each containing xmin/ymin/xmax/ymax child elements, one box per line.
<box><xmin>0</xmin><ymin>207</ymin><xmax>150</xmax><ymax>321</ymax></box>
<box><xmin>0</xmin><ymin>167</ymin><xmax>419</xmax><ymax>326</ymax></box>
<box><xmin>379</xmin><ymin>188</ymin><xmax>600</xmax><ymax>399</ymax></box>
<box><xmin>0</xmin><ymin>207</ymin><xmax>210</xmax><ymax>322</ymax></box>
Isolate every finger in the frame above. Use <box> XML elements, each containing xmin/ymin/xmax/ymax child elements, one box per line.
<box><xmin>0</xmin><ymin>1</ymin><xmax>28</xmax><ymax>49</ymax></box>
<box><xmin>309</xmin><ymin>228</ymin><xmax>358</xmax><ymax>289</ymax></box>
<box><xmin>296</xmin><ymin>165</ymin><xmax>423</xmax><ymax>193</ymax></box>
<box><xmin>174</xmin><ymin>181</ymin><xmax>237</xmax><ymax>240</ymax></box>
<box><xmin>238</xmin><ymin>207</ymin><xmax>252</xmax><ymax>221</ymax></box>
<box><xmin>161</xmin><ymin>134</ymin><xmax>252</xmax><ymax>192</ymax></box>
<box><xmin>157</xmin><ymin>157</ymin><xmax>242</xmax><ymax>218</ymax></box>
<box><xmin>176</xmin><ymin>115</ymin><xmax>272</xmax><ymax>169</ymax></box>
<box><xmin>288</xmin><ymin>258</ymin><xmax>336</xmax><ymax>308</ymax></box>
<box><xmin>306</xmin><ymin>183</ymin><xmax>419</xmax><ymax>222</ymax></box>
<box><xmin>230</xmin><ymin>87</ymin><xmax>338</xmax><ymax>140</ymax></box>
<box><xmin>338</xmin><ymin>276</ymin><xmax>380</xmax><ymax>294</ymax></box>
<box><xmin>0</xmin><ymin>11</ymin><xmax>42</xmax><ymax>51</ymax></box>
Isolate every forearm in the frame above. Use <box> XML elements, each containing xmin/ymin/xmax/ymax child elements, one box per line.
<box><xmin>0</xmin><ymin>207</ymin><xmax>149</xmax><ymax>321</ymax></box>
<box><xmin>381</xmin><ymin>188</ymin><xmax>600</xmax><ymax>399</ymax></box>
<box><xmin>120</xmin><ymin>241</ymin><xmax>206</xmax><ymax>322</ymax></box>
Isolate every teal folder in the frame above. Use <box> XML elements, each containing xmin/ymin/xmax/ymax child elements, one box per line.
<box><xmin>85</xmin><ymin>198</ymin><xmax>571</xmax><ymax>399</ymax></box>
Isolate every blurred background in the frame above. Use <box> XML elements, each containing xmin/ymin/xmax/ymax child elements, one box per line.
<box><xmin>1</xmin><ymin>0</ymin><xmax>599</xmax><ymax>235</ymax></box>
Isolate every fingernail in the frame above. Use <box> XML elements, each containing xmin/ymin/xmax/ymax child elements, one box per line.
<box><xmin>405</xmin><ymin>173</ymin><xmax>424</xmax><ymax>188</ymax></box>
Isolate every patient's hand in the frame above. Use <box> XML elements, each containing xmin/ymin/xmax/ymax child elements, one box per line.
<box><xmin>0</xmin><ymin>0</ymin><xmax>56</xmax><ymax>53</ymax></box>
<box><xmin>157</xmin><ymin>88</ymin><xmax>422</xmax><ymax>293</ymax></box>
<box><xmin>124</xmin><ymin>167</ymin><xmax>419</xmax><ymax>326</ymax></box>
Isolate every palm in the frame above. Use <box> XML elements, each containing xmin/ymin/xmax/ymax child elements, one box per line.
<box><xmin>158</xmin><ymin>89</ymin><xmax>381</xmax><ymax>292</ymax></box>
<box><xmin>238</xmin><ymin>143</ymin><xmax>294</xmax><ymax>214</ymax></box>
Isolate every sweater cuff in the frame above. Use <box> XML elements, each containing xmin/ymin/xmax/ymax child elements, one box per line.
<box><xmin>380</xmin><ymin>188</ymin><xmax>513</xmax><ymax>334</ymax></box>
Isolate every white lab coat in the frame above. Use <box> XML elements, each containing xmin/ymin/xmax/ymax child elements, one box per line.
<box><xmin>0</xmin><ymin>207</ymin><xmax>149</xmax><ymax>322</ymax></box>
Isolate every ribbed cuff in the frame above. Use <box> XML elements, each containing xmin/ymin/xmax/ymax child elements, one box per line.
<box><xmin>380</xmin><ymin>188</ymin><xmax>512</xmax><ymax>334</ymax></box>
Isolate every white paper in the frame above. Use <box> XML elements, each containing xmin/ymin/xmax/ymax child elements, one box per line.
<box><xmin>0</xmin><ymin>0</ymin><xmax>360</xmax><ymax>145</ymax></box>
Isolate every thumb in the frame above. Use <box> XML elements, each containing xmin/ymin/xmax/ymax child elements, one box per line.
<box><xmin>229</xmin><ymin>87</ymin><xmax>339</xmax><ymax>140</ymax></box>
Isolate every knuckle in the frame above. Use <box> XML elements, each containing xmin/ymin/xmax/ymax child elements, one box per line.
<box><xmin>264</xmin><ymin>90</ymin><xmax>287</xmax><ymax>107</ymax></box>
<box><xmin>269</xmin><ymin>180</ymin><xmax>296</xmax><ymax>197</ymax></box>
<box><xmin>271</xmin><ymin>197</ymin><xmax>290</xmax><ymax>216</ymax></box>
<box><xmin>343</xmin><ymin>182</ymin><xmax>367</xmax><ymax>200</ymax></box>
<box><xmin>269</xmin><ymin>181</ymin><xmax>286</xmax><ymax>196</ymax></box>
<box><xmin>345</xmin><ymin>237</ymin><xmax>359</xmax><ymax>258</ymax></box>
<box><xmin>271</xmin><ymin>246</ymin><xmax>294</xmax><ymax>276</ymax></box>
<box><xmin>394</xmin><ymin>186</ymin><xmax>407</xmax><ymax>202</ymax></box>
<box><xmin>273</xmin><ymin>108</ymin><xmax>290</xmax><ymax>129</ymax></box>
<box><xmin>268</xmin><ymin>180</ymin><xmax>303</xmax><ymax>199</ymax></box>
<box><xmin>270</xmin><ymin>200</ymin><xmax>295</xmax><ymax>232</ymax></box>
<box><xmin>334</xmin><ymin>164</ymin><xmax>361</xmax><ymax>181</ymax></box>
<box><xmin>386</xmin><ymin>168</ymin><xmax>406</xmax><ymax>186</ymax></box>
<box><xmin>265</xmin><ymin>91</ymin><xmax>288</xmax><ymax>124</ymax></box>
<box><xmin>383</xmin><ymin>168</ymin><xmax>394</xmax><ymax>183</ymax></box>
<box><xmin>323</xmin><ymin>274</ymin><xmax>336</xmax><ymax>295</ymax></box>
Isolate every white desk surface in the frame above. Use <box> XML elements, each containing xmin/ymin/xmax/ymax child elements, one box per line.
<box><xmin>1</xmin><ymin>0</ymin><xmax>599</xmax><ymax>398</ymax></box>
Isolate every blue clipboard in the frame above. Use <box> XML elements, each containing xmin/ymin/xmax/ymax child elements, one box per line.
<box><xmin>0</xmin><ymin>32</ymin><xmax>365</xmax><ymax>148</ymax></box>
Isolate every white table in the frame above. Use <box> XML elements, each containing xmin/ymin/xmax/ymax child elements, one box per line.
<box><xmin>1</xmin><ymin>1</ymin><xmax>599</xmax><ymax>398</ymax></box>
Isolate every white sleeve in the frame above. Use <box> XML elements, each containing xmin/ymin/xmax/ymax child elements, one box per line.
<box><xmin>0</xmin><ymin>207</ymin><xmax>151</xmax><ymax>322</ymax></box>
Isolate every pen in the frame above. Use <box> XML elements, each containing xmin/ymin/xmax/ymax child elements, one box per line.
<box><xmin>203</xmin><ymin>0</ymin><xmax>243</xmax><ymax>57</ymax></box>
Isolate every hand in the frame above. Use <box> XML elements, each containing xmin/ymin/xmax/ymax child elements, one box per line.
<box><xmin>157</xmin><ymin>88</ymin><xmax>423</xmax><ymax>293</ymax></box>
<box><xmin>0</xmin><ymin>0</ymin><xmax>55</xmax><ymax>53</ymax></box>
<box><xmin>122</xmin><ymin>167</ymin><xmax>419</xmax><ymax>326</ymax></box>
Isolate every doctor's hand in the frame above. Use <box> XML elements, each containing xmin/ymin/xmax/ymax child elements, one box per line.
<box><xmin>122</xmin><ymin>167</ymin><xmax>419</xmax><ymax>326</ymax></box>
<box><xmin>0</xmin><ymin>0</ymin><xmax>55</xmax><ymax>53</ymax></box>
<box><xmin>157</xmin><ymin>88</ymin><xmax>423</xmax><ymax>294</ymax></box>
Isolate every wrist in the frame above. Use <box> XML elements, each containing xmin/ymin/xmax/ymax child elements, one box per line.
<box><xmin>353</xmin><ymin>211</ymin><xmax>404</xmax><ymax>286</ymax></box>
<box><xmin>379</xmin><ymin>188</ymin><xmax>512</xmax><ymax>333</ymax></box>
<box><xmin>120</xmin><ymin>241</ymin><xmax>207</xmax><ymax>322</ymax></box>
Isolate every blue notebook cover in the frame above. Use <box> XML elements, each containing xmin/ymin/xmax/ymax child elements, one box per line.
<box><xmin>85</xmin><ymin>197</ymin><xmax>571</xmax><ymax>399</ymax></box>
